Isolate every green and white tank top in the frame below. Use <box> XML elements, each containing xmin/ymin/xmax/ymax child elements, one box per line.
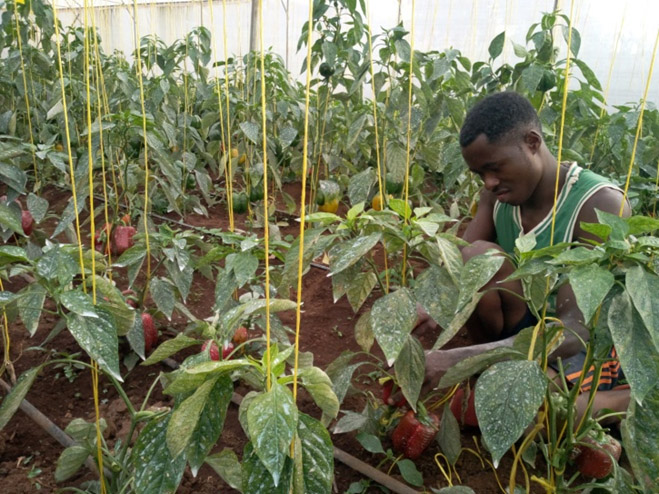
<box><xmin>493</xmin><ymin>163</ymin><xmax>621</xmax><ymax>254</ymax></box>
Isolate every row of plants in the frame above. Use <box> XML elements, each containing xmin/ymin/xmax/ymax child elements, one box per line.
<box><xmin>0</xmin><ymin>0</ymin><xmax>657</xmax><ymax>492</ymax></box>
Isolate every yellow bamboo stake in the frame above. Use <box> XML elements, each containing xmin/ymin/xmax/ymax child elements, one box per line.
<box><xmin>588</xmin><ymin>9</ymin><xmax>626</xmax><ymax>164</ymax></box>
<box><xmin>83</xmin><ymin>2</ymin><xmax>105</xmax><ymax>489</ymax></box>
<box><xmin>401</xmin><ymin>0</ymin><xmax>416</xmax><ymax>287</ymax></box>
<box><xmin>221</xmin><ymin>0</ymin><xmax>235</xmax><ymax>232</ymax></box>
<box><xmin>208</xmin><ymin>0</ymin><xmax>232</xmax><ymax>230</ymax></box>
<box><xmin>366</xmin><ymin>0</ymin><xmax>390</xmax><ymax>293</ymax></box>
<box><xmin>12</xmin><ymin>2</ymin><xmax>39</xmax><ymax>189</ymax></box>
<box><xmin>258</xmin><ymin>0</ymin><xmax>273</xmax><ymax>391</ymax></box>
<box><xmin>619</xmin><ymin>30</ymin><xmax>659</xmax><ymax>217</ymax></box>
<box><xmin>292</xmin><ymin>0</ymin><xmax>314</xmax><ymax>405</ymax></box>
<box><xmin>132</xmin><ymin>0</ymin><xmax>152</xmax><ymax>280</ymax></box>
<box><xmin>52</xmin><ymin>0</ymin><xmax>86</xmax><ymax>286</ymax></box>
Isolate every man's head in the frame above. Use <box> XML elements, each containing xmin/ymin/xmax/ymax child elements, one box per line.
<box><xmin>459</xmin><ymin>91</ymin><xmax>542</xmax><ymax>148</ymax></box>
<box><xmin>459</xmin><ymin>92</ymin><xmax>549</xmax><ymax>206</ymax></box>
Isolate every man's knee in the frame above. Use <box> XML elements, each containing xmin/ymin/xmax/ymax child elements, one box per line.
<box><xmin>462</xmin><ymin>240</ymin><xmax>504</xmax><ymax>262</ymax></box>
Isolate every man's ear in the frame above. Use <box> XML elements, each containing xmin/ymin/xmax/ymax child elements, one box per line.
<box><xmin>523</xmin><ymin>130</ymin><xmax>543</xmax><ymax>153</ymax></box>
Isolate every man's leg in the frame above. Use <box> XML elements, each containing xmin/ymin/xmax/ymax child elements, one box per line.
<box><xmin>462</xmin><ymin>240</ymin><xmax>529</xmax><ymax>342</ymax></box>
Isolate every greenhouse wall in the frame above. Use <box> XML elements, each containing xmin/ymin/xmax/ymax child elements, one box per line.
<box><xmin>50</xmin><ymin>0</ymin><xmax>659</xmax><ymax>106</ymax></box>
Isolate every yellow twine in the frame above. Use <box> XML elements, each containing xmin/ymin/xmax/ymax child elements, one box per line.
<box><xmin>12</xmin><ymin>2</ymin><xmax>39</xmax><ymax>188</ymax></box>
<box><xmin>52</xmin><ymin>0</ymin><xmax>86</xmax><ymax>286</ymax></box>
<box><xmin>132</xmin><ymin>0</ymin><xmax>152</xmax><ymax>280</ymax></box>
<box><xmin>366</xmin><ymin>0</ymin><xmax>390</xmax><ymax>293</ymax></box>
<box><xmin>221</xmin><ymin>0</ymin><xmax>235</xmax><ymax>232</ymax></box>
<box><xmin>0</xmin><ymin>277</ymin><xmax>13</xmax><ymax>383</ymax></box>
<box><xmin>401</xmin><ymin>0</ymin><xmax>416</xmax><ymax>287</ymax></box>
<box><xmin>89</xmin><ymin>1</ymin><xmax>114</xmax><ymax>280</ymax></box>
<box><xmin>83</xmin><ymin>1</ymin><xmax>105</xmax><ymax>488</ymax></box>
<box><xmin>588</xmin><ymin>9</ymin><xmax>626</xmax><ymax>164</ymax></box>
<box><xmin>433</xmin><ymin>453</ymin><xmax>453</xmax><ymax>486</ymax></box>
<box><xmin>258</xmin><ymin>0</ymin><xmax>273</xmax><ymax>392</ymax></box>
<box><xmin>549</xmin><ymin>0</ymin><xmax>575</xmax><ymax>246</ymax></box>
<box><xmin>207</xmin><ymin>0</ymin><xmax>231</xmax><ymax>230</ymax></box>
<box><xmin>619</xmin><ymin>30</ymin><xmax>659</xmax><ymax>217</ymax></box>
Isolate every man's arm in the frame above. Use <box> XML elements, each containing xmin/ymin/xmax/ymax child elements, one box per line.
<box><xmin>462</xmin><ymin>188</ymin><xmax>497</xmax><ymax>243</ymax></box>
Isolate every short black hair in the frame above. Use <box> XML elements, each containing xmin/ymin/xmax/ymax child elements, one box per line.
<box><xmin>459</xmin><ymin>92</ymin><xmax>541</xmax><ymax>147</ymax></box>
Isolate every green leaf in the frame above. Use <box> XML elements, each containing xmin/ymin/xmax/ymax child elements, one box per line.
<box><xmin>568</xmin><ymin>263</ymin><xmax>614</xmax><ymax>324</ymax></box>
<box><xmin>328</xmin><ymin>233</ymin><xmax>381</xmax><ymax>276</ymax></box>
<box><xmin>214</xmin><ymin>269</ymin><xmax>238</xmax><ymax>311</ymax></box>
<box><xmin>242</xmin><ymin>442</ymin><xmax>293</xmax><ymax>494</ymax></box>
<box><xmin>414</xmin><ymin>265</ymin><xmax>458</xmax><ymax>329</ymax></box>
<box><xmin>55</xmin><ymin>445</ymin><xmax>89</xmax><ymax>482</ymax></box>
<box><xmin>626</xmin><ymin>266</ymin><xmax>659</xmax><ymax>352</ymax></box>
<box><xmin>206</xmin><ymin>449</ymin><xmax>242</xmax><ymax>490</ymax></box>
<box><xmin>397</xmin><ymin>459</ymin><xmax>423</xmax><ymax>486</ymax></box>
<box><xmin>60</xmin><ymin>290</ymin><xmax>98</xmax><ymax>318</ymax></box>
<box><xmin>240</xmin><ymin>121</ymin><xmax>260</xmax><ymax>145</ymax></box>
<box><xmin>178</xmin><ymin>375</ymin><xmax>233</xmax><ymax>475</ymax></box>
<box><xmin>36</xmin><ymin>247</ymin><xmax>79</xmax><ymax>285</ymax></box>
<box><xmin>596</xmin><ymin>209</ymin><xmax>629</xmax><ymax>241</ymax></box>
<box><xmin>354</xmin><ymin>310</ymin><xmax>374</xmax><ymax>352</ymax></box>
<box><xmin>436</xmin><ymin>235</ymin><xmax>463</xmax><ymax>282</ymax></box>
<box><xmin>142</xmin><ymin>333</ymin><xmax>200</xmax><ymax>365</ymax></box>
<box><xmin>627</xmin><ymin>215</ymin><xmax>659</xmax><ymax>235</ymax></box>
<box><xmin>347</xmin><ymin>167</ymin><xmax>376</xmax><ymax>206</ymax></box>
<box><xmin>488</xmin><ymin>31</ymin><xmax>505</xmax><ymax>60</ymax></box>
<box><xmin>167</xmin><ymin>376</ymin><xmax>217</xmax><ymax>458</ymax></box>
<box><xmin>394</xmin><ymin>336</ymin><xmax>425</xmax><ymax>410</ymax></box>
<box><xmin>438</xmin><ymin>347</ymin><xmax>524</xmax><ymax>389</ymax></box>
<box><xmin>607</xmin><ymin>289</ymin><xmax>659</xmax><ymax>404</ymax></box>
<box><xmin>66</xmin><ymin>310</ymin><xmax>121</xmax><ymax>381</ymax></box>
<box><xmin>370</xmin><ymin>288</ymin><xmax>417</xmax><ymax>365</ymax></box>
<box><xmin>346</xmin><ymin>271</ymin><xmax>377</xmax><ymax>313</ymax></box>
<box><xmin>475</xmin><ymin>360</ymin><xmax>547</xmax><ymax>466</ymax></box>
<box><xmin>325</xmin><ymin>352</ymin><xmax>364</xmax><ymax>405</ymax></box>
<box><xmin>622</xmin><ymin>383</ymin><xmax>659</xmax><ymax>494</ymax></box>
<box><xmin>332</xmin><ymin>411</ymin><xmax>368</xmax><ymax>434</ymax></box>
<box><xmin>433</xmin><ymin>487</ymin><xmax>476</xmax><ymax>494</ymax></box>
<box><xmin>347</xmin><ymin>114</ymin><xmax>368</xmax><ymax>149</ymax></box>
<box><xmin>520</xmin><ymin>64</ymin><xmax>544</xmax><ymax>93</ymax></box>
<box><xmin>296</xmin><ymin>413</ymin><xmax>333</xmax><ymax>494</ymax></box>
<box><xmin>433</xmin><ymin>292</ymin><xmax>483</xmax><ymax>350</ymax></box>
<box><xmin>226</xmin><ymin>252</ymin><xmax>259</xmax><ymax>286</ymax></box>
<box><xmin>0</xmin><ymin>245</ymin><xmax>27</xmax><ymax>266</ymax></box>
<box><xmin>27</xmin><ymin>193</ymin><xmax>48</xmax><ymax>223</ymax></box>
<box><xmin>17</xmin><ymin>284</ymin><xmax>46</xmax><ymax>336</ymax></box>
<box><xmin>131</xmin><ymin>414</ymin><xmax>187</xmax><ymax>494</ymax></box>
<box><xmin>299</xmin><ymin>368</ymin><xmax>339</xmax><ymax>425</ymax></box>
<box><xmin>438</xmin><ymin>403</ymin><xmax>461</xmax><ymax>465</ymax></box>
<box><xmin>0</xmin><ymin>203</ymin><xmax>23</xmax><ymax>234</ymax></box>
<box><xmin>246</xmin><ymin>383</ymin><xmax>298</xmax><ymax>486</ymax></box>
<box><xmin>356</xmin><ymin>432</ymin><xmax>385</xmax><ymax>454</ymax></box>
<box><xmin>458</xmin><ymin>253</ymin><xmax>504</xmax><ymax>311</ymax></box>
<box><xmin>0</xmin><ymin>366</ymin><xmax>42</xmax><ymax>430</ymax></box>
<box><xmin>515</xmin><ymin>233</ymin><xmax>536</xmax><ymax>253</ymax></box>
<box><xmin>150</xmin><ymin>277</ymin><xmax>176</xmax><ymax>320</ymax></box>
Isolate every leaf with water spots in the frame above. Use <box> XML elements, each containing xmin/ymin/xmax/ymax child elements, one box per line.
<box><xmin>66</xmin><ymin>309</ymin><xmax>121</xmax><ymax>381</ymax></box>
<box><xmin>131</xmin><ymin>414</ymin><xmax>187</xmax><ymax>494</ymax></box>
<box><xmin>246</xmin><ymin>383</ymin><xmax>298</xmax><ymax>486</ymax></box>
<box><xmin>607</xmin><ymin>288</ymin><xmax>659</xmax><ymax>405</ymax></box>
<box><xmin>242</xmin><ymin>441</ymin><xmax>293</xmax><ymax>494</ymax></box>
<box><xmin>475</xmin><ymin>360</ymin><xmax>547</xmax><ymax>466</ymax></box>
<box><xmin>622</xmin><ymin>383</ymin><xmax>659</xmax><ymax>493</ymax></box>
<box><xmin>328</xmin><ymin>232</ymin><xmax>381</xmax><ymax>276</ymax></box>
<box><xmin>371</xmin><ymin>288</ymin><xmax>417</xmax><ymax>365</ymax></box>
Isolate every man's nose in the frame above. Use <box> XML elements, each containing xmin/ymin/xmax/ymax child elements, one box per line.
<box><xmin>483</xmin><ymin>173</ymin><xmax>500</xmax><ymax>191</ymax></box>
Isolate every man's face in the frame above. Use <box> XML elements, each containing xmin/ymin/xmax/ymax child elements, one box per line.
<box><xmin>461</xmin><ymin>132</ymin><xmax>543</xmax><ymax>206</ymax></box>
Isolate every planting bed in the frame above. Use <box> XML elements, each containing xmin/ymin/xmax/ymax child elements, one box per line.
<box><xmin>0</xmin><ymin>186</ymin><xmax>537</xmax><ymax>493</ymax></box>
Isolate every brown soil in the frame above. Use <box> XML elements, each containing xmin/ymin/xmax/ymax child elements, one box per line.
<box><xmin>0</xmin><ymin>184</ymin><xmax>541</xmax><ymax>493</ymax></box>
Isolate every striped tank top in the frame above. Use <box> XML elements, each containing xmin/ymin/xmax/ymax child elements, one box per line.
<box><xmin>493</xmin><ymin>163</ymin><xmax>622</xmax><ymax>254</ymax></box>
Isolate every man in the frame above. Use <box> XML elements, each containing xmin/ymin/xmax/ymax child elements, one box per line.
<box><xmin>416</xmin><ymin>91</ymin><xmax>630</xmax><ymax>417</ymax></box>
